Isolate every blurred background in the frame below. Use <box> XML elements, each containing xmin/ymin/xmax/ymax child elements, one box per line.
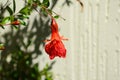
<box><xmin>0</xmin><ymin>0</ymin><xmax>120</xmax><ymax>80</ymax></box>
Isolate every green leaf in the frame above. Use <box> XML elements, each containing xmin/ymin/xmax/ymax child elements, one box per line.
<box><xmin>33</xmin><ymin>63</ymin><xmax>39</xmax><ymax>72</ymax></box>
<box><xmin>23</xmin><ymin>15</ymin><xmax>29</xmax><ymax>19</ymax></box>
<box><xmin>10</xmin><ymin>16</ymin><xmax>14</xmax><ymax>22</ymax></box>
<box><xmin>54</xmin><ymin>15</ymin><xmax>59</xmax><ymax>19</ymax></box>
<box><xmin>6</xmin><ymin>6</ymin><xmax>13</xmax><ymax>15</ymax></box>
<box><xmin>28</xmin><ymin>0</ymin><xmax>32</xmax><ymax>4</ymax></box>
<box><xmin>16</xmin><ymin>14</ymin><xmax>29</xmax><ymax>20</ymax></box>
<box><xmin>12</xmin><ymin>25</ymin><xmax>18</xmax><ymax>29</ymax></box>
<box><xmin>13</xmin><ymin>0</ymin><xmax>16</xmax><ymax>12</ymax></box>
<box><xmin>0</xmin><ymin>43</ymin><xmax>5</xmax><ymax>50</ymax></box>
<box><xmin>19</xmin><ymin>19</ymin><xmax>26</xmax><ymax>26</ymax></box>
<box><xmin>0</xmin><ymin>44</ymin><xmax>4</xmax><ymax>47</ymax></box>
<box><xmin>42</xmin><ymin>0</ymin><xmax>50</xmax><ymax>8</ymax></box>
<box><xmin>1</xmin><ymin>17</ymin><xmax>10</xmax><ymax>24</ymax></box>
<box><xmin>19</xmin><ymin>6</ymin><xmax>30</xmax><ymax>15</ymax></box>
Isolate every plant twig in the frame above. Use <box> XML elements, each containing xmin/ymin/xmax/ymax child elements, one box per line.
<box><xmin>41</xmin><ymin>6</ymin><xmax>53</xmax><ymax>18</ymax></box>
<box><xmin>76</xmin><ymin>0</ymin><xmax>84</xmax><ymax>11</ymax></box>
<box><xmin>41</xmin><ymin>6</ymin><xmax>66</xmax><ymax>20</ymax></box>
<box><xmin>52</xmin><ymin>10</ymin><xmax>66</xmax><ymax>20</ymax></box>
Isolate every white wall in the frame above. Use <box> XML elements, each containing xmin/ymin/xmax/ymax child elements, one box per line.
<box><xmin>46</xmin><ymin>0</ymin><xmax>120</xmax><ymax>80</ymax></box>
<box><xmin>1</xmin><ymin>0</ymin><xmax>120</xmax><ymax>80</ymax></box>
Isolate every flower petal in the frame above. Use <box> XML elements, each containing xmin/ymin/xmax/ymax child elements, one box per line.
<box><xmin>45</xmin><ymin>39</ymin><xmax>66</xmax><ymax>60</ymax></box>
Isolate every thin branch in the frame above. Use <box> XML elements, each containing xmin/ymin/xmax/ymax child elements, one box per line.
<box><xmin>52</xmin><ymin>10</ymin><xmax>66</xmax><ymax>20</ymax></box>
<box><xmin>41</xmin><ymin>6</ymin><xmax>53</xmax><ymax>18</ymax></box>
<box><xmin>41</xmin><ymin>6</ymin><xmax>66</xmax><ymax>20</ymax></box>
<box><xmin>76</xmin><ymin>0</ymin><xmax>84</xmax><ymax>11</ymax></box>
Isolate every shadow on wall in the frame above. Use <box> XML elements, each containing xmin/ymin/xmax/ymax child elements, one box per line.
<box><xmin>0</xmin><ymin>0</ymin><xmax>72</xmax><ymax>79</ymax></box>
<box><xmin>0</xmin><ymin>1</ymin><xmax>58</xmax><ymax>80</ymax></box>
<box><xmin>0</xmin><ymin>14</ymin><xmax>54</xmax><ymax>80</ymax></box>
<box><xmin>2</xmin><ymin>16</ymin><xmax>51</xmax><ymax>55</ymax></box>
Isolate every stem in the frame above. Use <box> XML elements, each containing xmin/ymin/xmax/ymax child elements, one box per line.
<box><xmin>41</xmin><ymin>6</ymin><xmax>53</xmax><ymax>18</ymax></box>
<box><xmin>52</xmin><ymin>10</ymin><xmax>66</xmax><ymax>20</ymax></box>
<box><xmin>41</xmin><ymin>6</ymin><xmax>66</xmax><ymax>20</ymax></box>
<box><xmin>76</xmin><ymin>0</ymin><xmax>84</xmax><ymax>11</ymax></box>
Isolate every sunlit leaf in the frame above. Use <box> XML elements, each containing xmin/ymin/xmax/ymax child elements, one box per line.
<box><xmin>19</xmin><ymin>6</ymin><xmax>31</xmax><ymax>15</ymax></box>
<box><xmin>0</xmin><ymin>43</ymin><xmax>5</xmax><ymax>50</ymax></box>
<box><xmin>19</xmin><ymin>19</ymin><xmax>26</xmax><ymax>26</ymax></box>
<box><xmin>16</xmin><ymin>14</ymin><xmax>29</xmax><ymax>20</ymax></box>
<box><xmin>1</xmin><ymin>17</ymin><xmax>10</xmax><ymax>24</ymax></box>
<box><xmin>28</xmin><ymin>0</ymin><xmax>32</xmax><ymax>5</ymax></box>
<box><xmin>54</xmin><ymin>15</ymin><xmax>59</xmax><ymax>19</ymax></box>
<box><xmin>23</xmin><ymin>15</ymin><xmax>29</xmax><ymax>19</ymax></box>
<box><xmin>10</xmin><ymin>16</ymin><xmax>15</xmax><ymax>22</ymax></box>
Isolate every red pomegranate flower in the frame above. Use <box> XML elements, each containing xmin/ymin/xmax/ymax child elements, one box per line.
<box><xmin>11</xmin><ymin>20</ymin><xmax>20</xmax><ymax>25</ymax></box>
<box><xmin>45</xmin><ymin>18</ymin><xmax>67</xmax><ymax>60</ymax></box>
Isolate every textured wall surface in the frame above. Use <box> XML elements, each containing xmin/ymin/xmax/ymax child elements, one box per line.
<box><xmin>0</xmin><ymin>0</ymin><xmax>120</xmax><ymax>80</ymax></box>
<box><xmin>46</xmin><ymin>0</ymin><xmax>120</xmax><ymax>80</ymax></box>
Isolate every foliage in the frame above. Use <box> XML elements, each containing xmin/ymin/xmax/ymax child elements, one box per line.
<box><xmin>0</xmin><ymin>0</ymin><xmax>72</xmax><ymax>80</ymax></box>
<box><xmin>0</xmin><ymin>0</ymin><xmax>83</xmax><ymax>80</ymax></box>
